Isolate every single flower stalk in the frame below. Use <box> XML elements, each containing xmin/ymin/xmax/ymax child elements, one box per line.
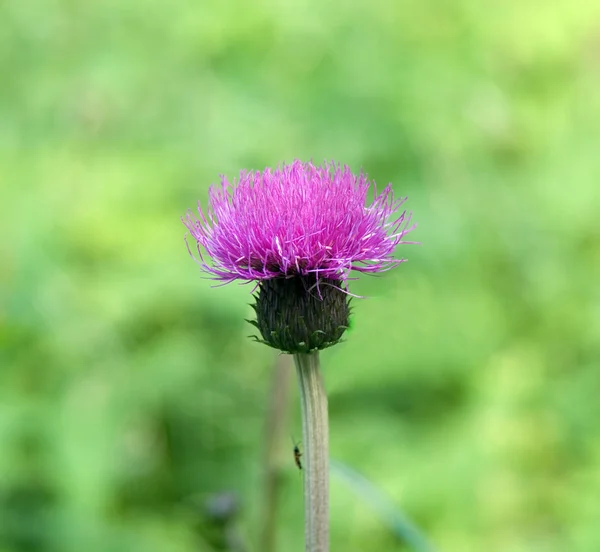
<box><xmin>182</xmin><ymin>160</ymin><xmax>416</xmax><ymax>552</ymax></box>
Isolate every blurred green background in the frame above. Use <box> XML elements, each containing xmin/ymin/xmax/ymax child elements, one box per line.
<box><xmin>2</xmin><ymin>0</ymin><xmax>600</xmax><ymax>551</ymax></box>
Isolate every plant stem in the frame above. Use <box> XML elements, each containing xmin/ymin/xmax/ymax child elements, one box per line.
<box><xmin>260</xmin><ymin>354</ymin><xmax>293</xmax><ymax>552</ymax></box>
<box><xmin>293</xmin><ymin>352</ymin><xmax>329</xmax><ymax>552</ymax></box>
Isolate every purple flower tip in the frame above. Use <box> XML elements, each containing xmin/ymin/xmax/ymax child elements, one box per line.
<box><xmin>182</xmin><ymin>160</ymin><xmax>416</xmax><ymax>285</ymax></box>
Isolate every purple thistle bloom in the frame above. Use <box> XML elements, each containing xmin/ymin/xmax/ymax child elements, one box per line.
<box><xmin>182</xmin><ymin>160</ymin><xmax>416</xmax><ymax>353</ymax></box>
<box><xmin>182</xmin><ymin>160</ymin><xmax>415</xmax><ymax>286</ymax></box>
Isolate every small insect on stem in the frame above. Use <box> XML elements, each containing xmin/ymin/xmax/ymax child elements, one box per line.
<box><xmin>292</xmin><ymin>437</ymin><xmax>302</xmax><ymax>471</ymax></box>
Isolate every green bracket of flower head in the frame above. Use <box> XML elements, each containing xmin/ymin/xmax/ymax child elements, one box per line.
<box><xmin>346</xmin><ymin>314</ymin><xmax>355</xmax><ymax>334</ymax></box>
<box><xmin>247</xmin><ymin>323</ymin><xmax>349</xmax><ymax>354</ymax></box>
<box><xmin>249</xmin><ymin>276</ymin><xmax>350</xmax><ymax>354</ymax></box>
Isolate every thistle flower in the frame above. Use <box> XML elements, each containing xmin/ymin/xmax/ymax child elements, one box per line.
<box><xmin>182</xmin><ymin>160</ymin><xmax>415</xmax><ymax>354</ymax></box>
<box><xmin>182</xmin><ymin>160</ymin><xmax>417</xmax><ymax>552</ymax></box>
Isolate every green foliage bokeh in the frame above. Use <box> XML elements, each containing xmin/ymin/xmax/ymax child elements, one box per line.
<box><xmin>2</xmin><ymin>1</ymin><xmax>599</xmax><ymax>551</ymax></box>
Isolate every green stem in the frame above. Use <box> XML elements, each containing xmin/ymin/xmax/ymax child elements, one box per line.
<box><xmin>260</xmin><ymin>354</ymin><xmax>293</xmax><ymax>552</ymax></box>
<box><xmin>293</xmin><ymin>352</ymin><xmax>329</xmax><ymax>552</ymax></box>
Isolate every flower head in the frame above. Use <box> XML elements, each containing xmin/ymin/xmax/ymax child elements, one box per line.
<box><xmin>183</xmin><ymin>160</ymin><xmax>414</xmax><ymax>284</ymax></box>
<box><xmin>182</xmin><ymin>160</ymin><xmax>416</xmax><ymax>353</ymax></box>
